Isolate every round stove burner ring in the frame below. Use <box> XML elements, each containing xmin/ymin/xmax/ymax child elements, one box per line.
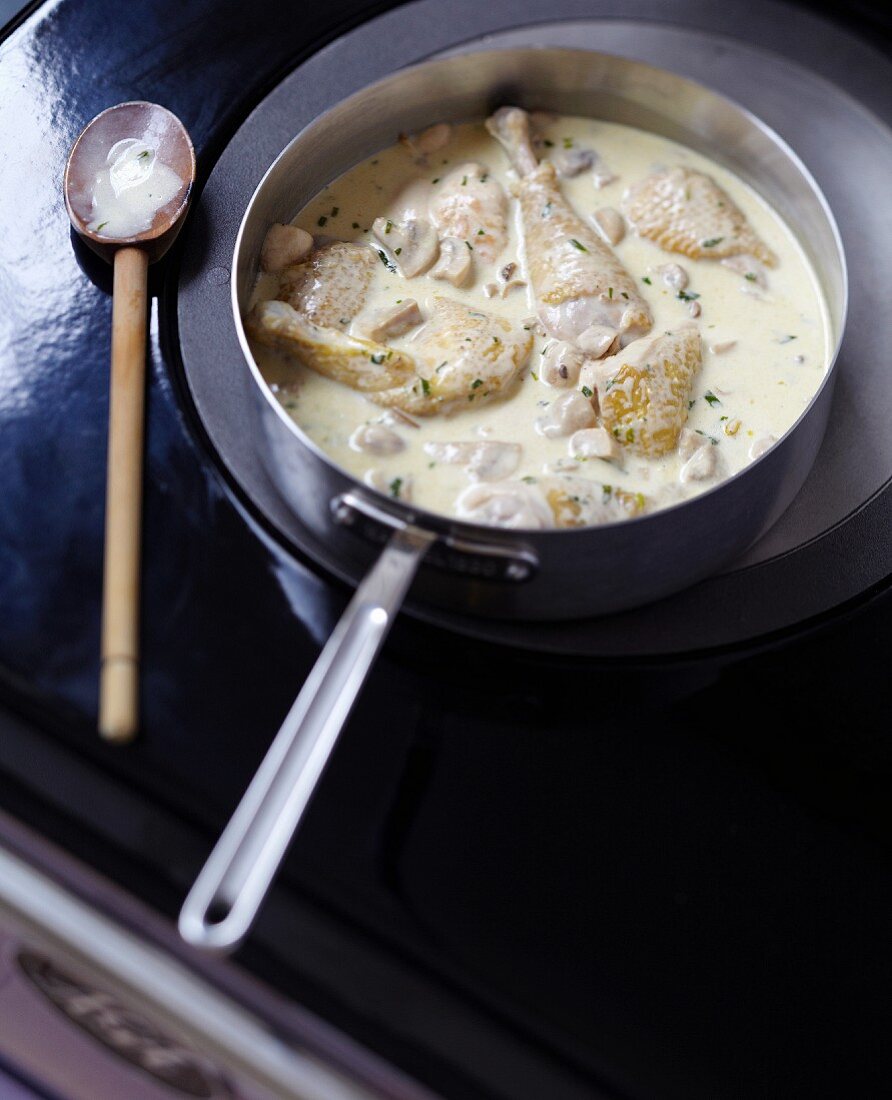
<box><xmin>177</xmin><ymin>0</ymin><xmax>892</xmax><ymax>657</ymax></box>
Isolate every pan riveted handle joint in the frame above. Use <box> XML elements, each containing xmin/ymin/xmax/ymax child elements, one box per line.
<box><xmin>332</xmin><ymin>490</ymin><xmax>539</xmax><ymax>583</ymax></box>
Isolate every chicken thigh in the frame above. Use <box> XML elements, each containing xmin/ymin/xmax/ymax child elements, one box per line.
<box><xmin>486</xmin><ymin>107</ymin><xmax>652</xmax><ymax>347</ymax></box>
<box><xmin>278</xmin><ymin>241</ymin><xmax>377</xmax><ymax>327</ymax></box>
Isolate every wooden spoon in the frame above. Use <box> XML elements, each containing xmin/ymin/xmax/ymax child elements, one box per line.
<box><xmin>64</xmin><ymin>102</ymin><xmax>195</xmax><ymax>743</ymax></box>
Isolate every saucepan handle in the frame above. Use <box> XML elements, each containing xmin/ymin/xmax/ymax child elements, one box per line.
<box><xmin>178</xmin><ymin>523</ymin><xmax>435</xmax><ymax>953</ymax></box>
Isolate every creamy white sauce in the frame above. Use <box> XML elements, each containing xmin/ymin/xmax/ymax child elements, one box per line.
<box><xmin>88</xmin><ymin>138</ymin><xmax>182</xmax><ymax>238</ymax></box>
<box><xmin>249</xmin><ymin>116</ymin><xmax>831</xmax><ymax>526</ymax></box>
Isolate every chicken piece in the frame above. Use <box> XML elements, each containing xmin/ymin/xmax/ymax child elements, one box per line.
<box><xmin>430</xmin><ymin>236</ymin><xmax>472</xmax><ymax>287</ymax></box>
<box><xmin>246</xmin><ymin>299</ymin><xmax>414</xmax><ymax>392</ymax></box>
<box><xmin>372</xmin><ymin>217</ymin><xmax>439</xmax><ymax>277</ymax></box>
<box><xmin>429</xmin><ymin>163</ymin><xmax>508</xmax><ymax>264</ymax></box>
<box><xmin>589</xmin><ymin>324</ymin><xmax>701</xmax><ymax>457</ymax></box>
<box><xmin>423</xmin><ymin>440</ymin><xmax>521</xmax><ymax>481</ymax></box>
<box><xmin>261</xmin><ymin>223</ymin><xmax>313</xmax><ymax>273</ymax></box>
<box><xmin>623</xmin><ymin>167</ymin><xmax>777</xmax><ymax>266</ymax></box>
<box><xmin>680</xmin><ymin>441</ymin><xmax>718</xmax><ymax>483</ymax></box>
<box><xmin>486</xmin><ymin>107</ymin><xmax>652</xmax><ymax>347</ymax></box>
<box><xmin>542</xmin><ymin>476</ymin><xmax>646</xmax><ymax>527</ymax></box>
<box><xmin>369</xmin><ymin>297</ymin><xmax>532</xmax><ymax>416</ymax></box>
<box><xmin>357</xmin><ymin>299</ymin><xmax>423</xmax><ymax>342</ymax></box>
<box><xmin>278</xmin><ymin>241</ymin><xmax>376</xmax><ymax>328</ymax></box>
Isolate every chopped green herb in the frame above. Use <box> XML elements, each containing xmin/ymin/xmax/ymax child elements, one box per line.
<box><xmin>543</xmin><ymin>139</ymin><xmax>554</xmax><ymax>148</ymax></box>
<box><xmin>688</xmin><ymin>399</ymin><xmax>696</xmax><ymax>410</ymax></box>
<box><xmin>95</xmin><ymin>221</ymin><xmax>108</xmax><ymax>231</ymax></box>
<box><xmin>479</xmin><ymin>172</ymin><xmax>489</xmax><ymax>183</ymax></box>
<box><xmin>779</xmin><ymin>334</ymin><xmax>797</xmax><ymax>343</ymax></box>
<box><xmin>461</xmin><ymin>175</ymin><xmax>468</xmax><ymax>186</ymax></box>
<box><xmin>570</xmin><ymin>238</ymin><xmax>588</xmax><ymax>252</ymax></box>
<box><xmin>420</xmin><ymin>378</ymin><xmax>431</xmax><ymax>395</ymax></box>
<box><xmin>530</xmin><ymin>371</ymin><xmax>538</xmax><ymax>381</ymax></box>
<box><xmin>477</xmin><ymin>228</ymin><xmax>485</xmax><ymax>235</ymax></box>
<box><xmin>388</xmin><ymin>477</ymin><xmax>403</xmax><ymax>499</ymax></box>
<box><xmin>471</xmin><ymin>378</ymin><xmax>484</xmax><ymax>389</ymax></box>
<box><xmin>138</xmin><ymin>150</ymin><xmax>150</xmax><ymax>159</ymax></box>
<box><xmin>677</xmin><ymin>290</ymin><xmax>700</xmax><ymax>302</ymax></box>
<box><xmin>642</xmin><ymin>275</ymin><xmax>652</xmax><ymax>285</ymax></box>
<box><xmin>384</xmin><ymin>219</ymin><xmax>393</xmax><ymax>234</ymax></box>
<box><xmin>370</xmin><ymin>353</ymin><xmax>386</xmax><ymax>364</ymax></box>
<box><xmin>428</xmin><ymin>461</ymin><xmax>437</xmax><ymax>468</ymax></box>
<box><xmin>376</xmin><ymin>249</ymin><xmax>396</xmax><ymax>272</ymax></box>
<box><xmin>602</xmin><ymin>485</ymin><xmax>613</xmax><ymax>498</ymax></box>
<box><xmin>704</xmin><ymin>391</ymin><xmax>721</xmax><ymax>407</ymax></box>
<box><xmin>696</xmin><ymin>429</ymin><xmax>720</xmax><ymax>445</ymax></box>
<box><xmin>563</xmin><ymin>137</ymin><xmax>573</xmax><ymax>149</ymax></box>
<box><xmin>522</xmin><ymin>475</ymin><xmax>538</xmax><ymax>484</ymax></box>
<box><xmin>625</xmin><ymin>427</ymin><xmax>635</xmax><ymax>444</ymax></box>
<box><xmin>608</xmin><ymin>286</ymin><xmax>614</xmax><ymax>298</ymax></box>
<box><xmin>635</xmin><ymin>492</ymin><xmax>646</xmax><ymax>510</ymax></box>
<box><xmin>621</xmin><ymin>291</ymin><xmax>629</xmax><ymax>299</ymax></box>
<box><xmin>744</xmin><ymin>272</ymin><xmax>757</xmax><ymax>282</ymax></box>
<box><xmin>432</xmin><ymin>177</ymin><xmax>440</xmax><ymax>184</ymax></box>
<box><xmin>317</xmin><ymin>215</ymin><xmax>327</xmax><ymax>227</ymax></box>
<box><xmin>436</xmin><ymin>361</ymin><xmax>448</xmax><ymax>372</ymax></box>
<box><xmin>581</xmin><ymin>385</ymin><xmax>593</xmax><ymax>398</ymax></box>
<box><xmin>395</xmin><ymin>247</ymin><xmax>402</xmax><ymax>255</ymax></box>
<box><xmin>701</xmin><ymin>236</ymin><xmax>723</xmax><ymax>248</ymax></box>
<box><xmin>352</xmin><ymin>221</ymin><xmax>360</xmax><ymax>229</ymax></box>
<box><xmin>492</xmin><ymin>336</ymin><xmax>501</xmax><ymax>345</ymax></box>
<box><xmin>465</xmin><ymin>240</ymin><xmax>473</xmax><ymax>251</ymax></box>
<box><xmin>541</xmin><ymin>202</ymin><xmax>553</xmax><ymax>218</ymax></box>
<box><xmin>331</xmin><ymin>206</ymin><xmax>339</xmax><ymax>216</ymax></box>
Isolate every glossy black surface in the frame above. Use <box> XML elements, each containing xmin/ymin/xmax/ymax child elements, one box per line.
<box><xmin>1</xmin><ymin>2</ymin><xmax>891</xmax><ymax>1098</ymax></box>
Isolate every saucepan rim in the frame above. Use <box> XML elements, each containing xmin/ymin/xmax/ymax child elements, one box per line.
<box><xmin>230</xmin><ymin>45</ymin><xmax>848</xmax><ymax>543</ymax></box>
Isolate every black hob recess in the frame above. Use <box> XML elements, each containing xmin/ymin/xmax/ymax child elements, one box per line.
<box><xmin>1</xmin><ymin>1</ymin><xmax>891</xmax><ymax>1098</ymax></box>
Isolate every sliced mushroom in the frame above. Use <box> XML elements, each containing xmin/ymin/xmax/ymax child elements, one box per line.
<box><xmin>495</xmin><ymin>261</ymin><xmax>527</xmax><ymax>297</ymax></box>
<box><xmin>535</xmin><ymin>390</ymin><xmax>597</xmax><ymax>438</ymax></box>
<box><xmin>455</xmin><ymin>481</ymin><xmax>553</xmax><ymax>529</ymax></box>
<box><xmin>429</xmin><ymin>235</ymin><xmax>472</xmax><ymax>287</ymax></box>
<box><xmin>381</xmin><ymin>407</ymin><xmax>421</xmax><ymax>430</ymax></box>
<box><xmin>749</xmin><ymin>435</ymin><xmax>776</xmax><ymax>461</ymax></box>
<box><xmin>680</xmin><ymin>443</ymin><xmax>718</xmax><ymax>483</ymax></box>
<box><xmin>657</xmin><ymin>263</ymin><xmax>689</xmax><ymax>291</ymax></box>
<box><xmin>540</xmin><ymin>340</ymin><xmax>584</xmax><ymax>388</ymax></box>
<box><xmin>576</xmin><ymin>324</ymin><xmax>619</xmax><ymax>358</ymax></box>
<box><xmin>423</xmin><ymin>440</ymin><xmax>522</xmax><ymax>482</ymax></box>
<box><xmin>372</xmin><ymin>217</ymin><xmax>439</xmax><ymax>277</ymax></box>
<box><xmin>260</xmin><ymin>223</ymin><xmax>313</xmax><ymax>274</ymax></box>
<box><xmin>568</xmin><ymin>426</ymin><xmax>620</xmax><ymax>461</ymax></box>
<box><xmin>552</xmin><ymin>147</ymin><xmax>596</xmax><ymax>178</ymax></box>
<box><xmin>483</xmin><ymin>282</ymin><xmax>499</xmax><ymax>298</ymax></box>
<box><xmin>593</xmin><ymin>165</ymin><xmax>617</xmax><ymax>190</ymax></box>
<box><xmin>688</xmin><ymin>301</ymin><xmax>702</xmax><ymax>319</ymax></box>
<box><xmin>416</xmin><ymin>122</ymin><xmax>451</xmax><ymax>154</ymax></box>
<box><xmin>709</xmin><ymin>339</ymin><xmax>737</xmax><ymax>355</ymax></box>
<box><xmin>349</xmin><ymin>424</ymin><xmax>405</xmax><ymax>455</ymax></box>
<box><xmin>364</xmin><ymin>468</ymin><xmax>413</xmax><ymax>500</ymax></box>
<box><xmin>357</xmin><ymin>299</ymin><xmax>423</xmax><ymax>342</ymax></box>
<box><xmin>678</xmin><ymin>428</ymin><xmax>705</xmax><ymax>462</ymax></box>
<box><xmin>592</xmin><ymin>207</ymin><xmax>625</xmax><ymax>246</ymax></box>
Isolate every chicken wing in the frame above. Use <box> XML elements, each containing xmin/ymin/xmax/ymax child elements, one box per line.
<box><xmin>486</xmin><ymin>107</ymin><xmax>652</xmax><ymax>347</ymax></box>
<box><xmin>622</xmin><ymin>167</ymin><xmax>777</xmax><ymax>267</ymax></box>
<box><xmin>586</xmin><ymin>323</ymin><xmax>702</xmax><ymax>457</ymax></box>
<box><xmin>246</xmin><ymin>299</ymin><xmax>415</xmax><ymax>392</ymax></box>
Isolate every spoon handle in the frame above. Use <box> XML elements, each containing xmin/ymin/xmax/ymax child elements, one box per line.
<box><xmin>99</xmin><ymin>246</ymin><xmax>149</xmax><ymax>742</ymax></box>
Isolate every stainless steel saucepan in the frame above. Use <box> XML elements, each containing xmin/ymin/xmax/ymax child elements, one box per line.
<box><xmin>179</xmin><ymin>47</ymin><xmax>847</xmax><ymax>952</ymax></box>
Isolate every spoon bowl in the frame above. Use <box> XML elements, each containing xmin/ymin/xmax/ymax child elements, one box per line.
<box><xmin>64</xmin><ymin>100</ymin><xmax>195</xmax><ymax>262</ymax></box>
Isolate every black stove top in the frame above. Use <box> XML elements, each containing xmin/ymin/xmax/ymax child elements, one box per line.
<box><xmin>1</xmin><ymin>2</ymin><xmax>891</xmax><ymax>1097</ymax></box>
